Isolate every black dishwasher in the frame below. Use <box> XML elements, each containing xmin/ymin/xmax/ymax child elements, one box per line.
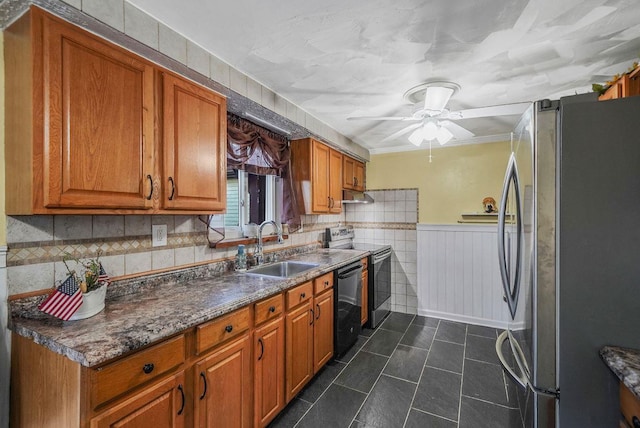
<box><xmin>334</xmin><ymin>260</ymin><xmax>363</xmax><ymax>356</ymax></box>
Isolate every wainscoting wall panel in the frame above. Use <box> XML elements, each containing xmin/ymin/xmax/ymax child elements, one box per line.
<box><xmin>417</xmin><ymin>224</ymin><xmax>516</xmax><ymax>329</ymax></box>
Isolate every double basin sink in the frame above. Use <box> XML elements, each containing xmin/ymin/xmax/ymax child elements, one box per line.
<box><xmin>245</xmin><ymin>261</ymin><xmax>319</xmax><ymax>278</ymax></box>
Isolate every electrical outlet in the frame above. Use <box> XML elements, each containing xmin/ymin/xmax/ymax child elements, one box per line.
<box><xmin>152</xmin><ymin>224</ymin><xmax>167</xmax><ymax>247</ymax></box>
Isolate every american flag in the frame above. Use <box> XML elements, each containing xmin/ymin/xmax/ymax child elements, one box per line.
<box><xmin>38</xmin><ymin>275</ymin><xmax>83</xmax><ymax>320</ymax></box>
<box><xmin>98</xmin><ymin>264</ymin><xmax>111</xmax><ymax>286</ymax></box>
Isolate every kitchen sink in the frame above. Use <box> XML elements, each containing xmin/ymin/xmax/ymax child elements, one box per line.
<box><xmin>245</xmin><ymin>261</ymin><xmax>319</xmax><ymax>278</ymax></box>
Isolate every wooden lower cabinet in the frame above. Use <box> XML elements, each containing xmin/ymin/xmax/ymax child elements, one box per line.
<box><xmin>360</xmin><ymin>258</ymin><xmax>369</xmax><ymax>325</ymax></box>
<box><xmin>285</xmin><ymin>299</ymin><xmax>314</xmax><ymax>402</ymax></box>
<box><xmin>313</xmin><ymin>288</ymin><xmax>334</xmax><ymax>374</ymax></box>
<box><xmin>90</xmin><ymin>371</ymin><xmax>186</xmax><ymax>428</ymax></box>
<box><xmin>254</xmin><ymin>316</ymin><xmax>285</xmax><ymax>427</ymax></box>
<box><xmin>11</xmin><ymin>274</ymin><xmax>342</xmax><ymax>427</ymax></box>
<box><xmin>193</xmin><ymin>334</ymin><xmax>252</xmax><ymax>428</ymax></box>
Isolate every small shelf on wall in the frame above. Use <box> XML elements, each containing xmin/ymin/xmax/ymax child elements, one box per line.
<box><xmin>458</xmin><ymin>212</ymin><xmax>514</xmax><ymax>224</ymax></box>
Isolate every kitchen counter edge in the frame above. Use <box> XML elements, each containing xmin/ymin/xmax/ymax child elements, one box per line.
<box><xmin>9</xmin><ymin>249</ymin><xmax>369</xmax><ymax>368</ymax></box>
<box><xmin>600</xmin><ymin>345</ymin><xmax>640</xmax><ymax>400</ymax></box>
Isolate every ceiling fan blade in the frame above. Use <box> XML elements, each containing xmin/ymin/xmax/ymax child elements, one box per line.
<box><xmin>439</xmin><ymin>120</ymin><xmax>476</xmax><ymax>140</ymax></box>
<box><xmin>449</xmin><ymin>102</ymin><xmax>531</xmax><ymax>120</ymax></box>
<box><xmin>347</xmin><ymin>116</ymin><xmax>419</xmax><ymax>121</ymax></box>
<box><xmin>381</xmin><ymin>123</ymin><xmax>422</xmax><ymax>142</ymax></box>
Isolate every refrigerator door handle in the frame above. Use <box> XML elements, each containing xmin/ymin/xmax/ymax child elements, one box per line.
<box><xmin>496</xmin><ymin>330</ymin><xmax>528</xmax><ymax>388</ymax></box>
<box><xmin>497</xmin><ymin>331</ymin><xmax>561</xmax><ymax>399</ymax></box>
<box><xmin>497</xmin><ymin>153</ymin><xmax>523</xmax><ymax>319</ymax></box>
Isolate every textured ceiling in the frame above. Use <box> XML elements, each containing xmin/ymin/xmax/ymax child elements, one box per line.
<box><xmin>128</xmin><ymin>0</ymin><xmax>640</xmax><ymax>153</ymax></box>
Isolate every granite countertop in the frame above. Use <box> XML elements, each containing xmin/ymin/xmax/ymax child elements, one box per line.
<box><xmin>600</xmin><ymin>346</ymin><xmax>640</xmax><ymax>399</ymax></box>
<box><xmin>10</xmin><ymin>249</ymin><xmax>368</xmax><ymax>368</ymax></box>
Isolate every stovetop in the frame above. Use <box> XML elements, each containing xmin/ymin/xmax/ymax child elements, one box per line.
<box><xmin>352</xmin><ymin>242</ymin><xmax>392</xmax><ymax>254</ymax></box>
<box><xmin>324</xmin><ymin>226</ymin><xmax>391</xmax><ymax>255</ymax></box>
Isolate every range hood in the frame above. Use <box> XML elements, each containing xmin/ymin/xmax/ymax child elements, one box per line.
<box><xmin>342</xmin><ymin>189</ymin><xmax>374</xmax><ymax>204</ymax></box>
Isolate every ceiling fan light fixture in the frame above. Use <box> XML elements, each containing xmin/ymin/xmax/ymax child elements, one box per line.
<box><xmin>424</xmin><ymin>86</ymin><xmax>454</xmax><ymax>113</ymax></box>
<box><xmin>408</xmin><ymin>128</ymin><xmax>424</xmax><ymax>146</ymax></box>
<box><xmin>436</xmin><ymin>126</ymin><xmax>454</xmax><ymax>145</ymax></box>
<box><xmin>422</xmin><ymin>121</ymin><xmax>439</xmax><ymax>140</ymax></box>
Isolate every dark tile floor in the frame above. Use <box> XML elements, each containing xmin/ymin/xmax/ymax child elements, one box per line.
<box><xmin>269</xmin><ymin>313</ymin><xmax>524</xmax><ymax>428</ymax></box>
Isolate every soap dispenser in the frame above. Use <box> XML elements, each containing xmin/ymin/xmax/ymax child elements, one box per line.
<box><xmin>236</xmin><ymin>244</ymin><xmax>247</xmax><ymax>272</ymax></box>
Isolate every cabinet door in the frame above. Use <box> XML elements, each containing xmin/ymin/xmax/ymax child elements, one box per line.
<box><xmin>343</xmin><ymin>156</ymin><xmax>355</xmax><ymax>189</ymax></box>
<box><xmin>285</xmin><ymin>300</ymin><xmax>314</xmax><ymax>402</ymax></box>
<box><xmin>91</xmin><ymin>371</ymin><xmax>185</xmax><ymax>428</ymax></box>
<box><xmin>313</xmin><ymin>289</ymin><xmax>334</xmax><ymax>373</ymax></box>
<box><xmin>361</xmin><ymin>270</ymin><xmax>369</xmax><ymax>326</ymax></box>
<box><xmin>311</xmin><ymin>141</ymin><xmax>331</xmax><ymax>213</ymax></box>
<box><xmin>194</xmin><ymin>334</ymin><xmax>251</xmax><ymax>428</ymax></box>
<box><xmin>329</xmin><ymin>149</ymin><xmax>343</xmax><ymax>213</ymax></box>
<box><xmin>254</xmin><ymin>317</ymin><xmax>285</xmax><ymax>427</ymax></box>
<box><xmin>43</xmin><ymin>14</ymin><xmax>155</xmax><ymax>209</ymax></box>
<box><xmin>354</xmin><ymin>161</ymin><xmax>365</xmax><ymax>191</ymax></box>
<box><xmin>163</xmin><ymin>73</ymin><xmax>227</xmax><ymax>211</ymax></box>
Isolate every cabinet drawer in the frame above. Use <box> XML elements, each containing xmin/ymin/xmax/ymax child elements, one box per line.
<box><xmin>255</xmin><ymin>293</ymin><xmax>284</xmax><ymax>326</ymax></box>
<box><xmin>620</xmin><ymin>382</ymin><xmax>640</xmax><ymax>427</ymax></box>
<box><xmin>91</xmin><ymin>334</ymin><xmax>185</xmax><ymax>408</ymax></box>
<box><xmin>196</xmin><ymin>306</ymin><xmax>251</xmax><ymax>354</ymax></box>
<box><xmin>286</xmin><ymin>282</ymin><xmax>313</xmax><ymax>310</ymax></box>
<box><xmin>314</xmin><ymin>272</ymin><xmax>334</xmax><ymax>295</ymax></box>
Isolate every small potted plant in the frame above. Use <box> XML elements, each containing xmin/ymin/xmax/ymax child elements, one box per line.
<box><xmin>63</xmin><ymin>253</ymin><xmax>111</xmax><ymax>320</ymax></box>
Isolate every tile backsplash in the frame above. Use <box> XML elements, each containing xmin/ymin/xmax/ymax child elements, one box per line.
<box><xmin>346</xmin><ymin>189</ymin><xmax>419</xmax><ymax>315</ymax></box>
<box><xmin>6</xmin><ymin>213</ymin><xmax>344</xmax><ymax>296</ymax></box>
<box><xmin>6</xmin><ymin>189</ymin><xmax>418</xmax><ymax>313</ymax></box>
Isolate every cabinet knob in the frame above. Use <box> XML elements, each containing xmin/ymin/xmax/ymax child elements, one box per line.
<box><xmin>142</xmin><ymin>363</ymin><xmax>154</xmax><ymax>374</ymax></box>
<box><xmin>324</xmin><ymin>280</ymin><xmax>329</xmax><ymax>286</ymax></box>
<box><xmin>225</xmin><ymin>325</ymin><xmax>233</xmax><ymax>333</ymax></box>
<box><xmin>269</xmin><ymin>306</ymin><xmax>276</xmax><ymax>313</ymax></box>
<box><xmin>300</xmin><ymin>292</ymin><xmax>306</xmax><ymax>299</ymax></box>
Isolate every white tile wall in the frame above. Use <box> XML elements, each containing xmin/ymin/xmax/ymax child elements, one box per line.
<box><xmin>159</xmin><ymin>23</ymin><xmax>187</xmax><ymax>64</ymax></box>
<box><xmin>348</xmin><ymin>189</ymin><xmax>419</xmax><ymax>315</ymax></box>
<box><xmin>124</xmin><ymin>3</ymin><xmax>159</xmax><ymax>50</ymax></box>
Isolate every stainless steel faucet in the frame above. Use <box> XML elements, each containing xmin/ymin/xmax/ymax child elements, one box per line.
<box><xmin>255</xmin><ymin>220</ymin><xmax>284</xmax><ymax>265</ymax></box>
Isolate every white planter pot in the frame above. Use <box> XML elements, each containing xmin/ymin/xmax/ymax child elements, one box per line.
<box><xmin>69</xmin><ymin>285</ymin><xmax>107</xmax><ymax>320</ymax></box>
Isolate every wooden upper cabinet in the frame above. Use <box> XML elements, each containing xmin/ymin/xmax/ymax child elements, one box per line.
<box><xmin>599</xmin><ymin>67</ymin><xmax>640</xmax><ymax>101</ymax></box>
<box><xmin>311</xmin><ymin>141</ymin><xmax>331</xmax><ymax>212</ymax></box>
<box><xmin>329</xmin><ymin>149</ymin><xmax>343</xmax><ymax>213</ymax></box>
<box><xmin>291</xmin><ymin>138</ymin><xmax>343</xmax><ymax>214</ymax></box>
<box><xmin>343</xmin><ymin>155</ymin><xmax>365</xmax><ymax>192</ymax></box>
<box><xmin>162</xmin><ymin>73</ymin><xmax>227</xmax><ymax>211</ymax></box>
<box><xmin>5</xmin><ymin>6</ymin><xmax>227</xmax><ymax>214</ymax></box>
<box><xmin>6</xmin><ymin>7</ymin><xmax>155</xmax><ymax>213</ymax></box>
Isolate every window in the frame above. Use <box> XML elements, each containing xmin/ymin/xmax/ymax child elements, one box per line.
<box><xmin>223</xmin><ymin>169</ymin><xmax>281</xmax><ymax>234</ymax></box>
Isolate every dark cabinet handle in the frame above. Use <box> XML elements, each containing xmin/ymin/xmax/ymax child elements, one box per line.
<box><xmin>225</xmin><ymin>325</ymin><xmax>233</xmax><ymax>333</ymax></box>
<box><xmin>324</xmin><ymin>280</ymin><xmax>329</xmax><ymax>287</ymax></box>
<box><xmin>316</xmin><ymin>304</ymin><xmax>321</xmax><ymax>320</ymax></box>
<box><xmin>300</xmin><ymin>292</ymin><xmax>306</xmax><ymax>300</ymax></box>
<box><xmin>199</xmin><ymin>372</ymin><xmax>207</xmax><ymax>400</ymax></box>
<box><xmin>633</xmin><ymin>416</ymin><xmax>640</xmax><ymax>428</ymax></box>
<box><xmin>168</xmin><ymin>176</ymin><xmax>176</xmax><ymax>200</ymax></box>
<box><xmin>327</xmin><ymin>196</ymin><xmax>332</xmax><ymax>208</ymax></box>
<box><xmin>269</xmin><ymin>306</ymin><xmax>276</xmax><ymax>313</ymax></box>
<box><xmin>258</xmin><ymin>338</ymin><xmax>264</xmax><ymax>361</ymax></box>
<box><xmin>309</xmin><ymin>308</ymin><xmax>314</xmax><ymax>325</ymax></box>
<box><xmin>146</xmin><ymin>175</ymin><xmax>153</xmax><ymax>200</ymax></box>
<box><xmin>354</xmin><ymin>177</ymin><xmax>358</xmax><ymax>186</ymax></box>
<box><xmin>177</xmin><ymin>384</ymin><xmax>185</xmax><ymax>415</ymax></box>
<box><xmin>142</xmin><ymin>363</ymin><xmax>154</xmax><ymax>374</ymax></box>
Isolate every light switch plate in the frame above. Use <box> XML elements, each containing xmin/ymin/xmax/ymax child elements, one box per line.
<box><xmin>152</xmin><ymin>224</ymin><xmax>167</xmax><ymax>247</ymax></box>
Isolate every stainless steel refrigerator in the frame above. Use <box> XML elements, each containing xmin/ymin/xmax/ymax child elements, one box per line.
<box><xmin>495</xmin><ymin>93</ymin><xmax>640</xmax><ymax>427</ymax></box>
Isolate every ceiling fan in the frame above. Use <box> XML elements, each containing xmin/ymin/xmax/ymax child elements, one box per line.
<box><xmin>347</xmin><ymin>81</ymin><xmax>529</xmax><ymax>146</ymax></box>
